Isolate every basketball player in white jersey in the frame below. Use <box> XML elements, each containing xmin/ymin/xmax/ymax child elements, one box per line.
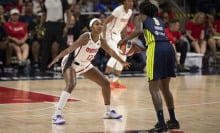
<box><xmin>103</xmin><ymin>0</ymin><xmax>133</xmax><ymax>89</ymax></box>
<box><xmin>48</xmin><ymin>18</ymin><xmax>130</xmax><ymax>125</ymax></box>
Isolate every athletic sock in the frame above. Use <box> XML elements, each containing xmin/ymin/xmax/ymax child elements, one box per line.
<box><xmin>54</xmin><ymin>91</ymin><xmax>70</xmax><ymax>116</ymax></box>
<box><xmin>157</xmin><ymin>110</ymin><xmax>165</xmax><ymax>125</ymax></box>
<box><xmin>168</xmin><ymin>108</ymin><xmax>177</xmax><ymax>122</ymax></box>
<box><xmin>105</xmin><ymin>105</ymin><xmax>111</xmax><ymax>112</ymax></box>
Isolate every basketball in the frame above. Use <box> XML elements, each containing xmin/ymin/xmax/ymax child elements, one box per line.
<box><xmin>119</xmin><ymin>40</ymin><xmax>136</xmax><ymax>56</ymax></box>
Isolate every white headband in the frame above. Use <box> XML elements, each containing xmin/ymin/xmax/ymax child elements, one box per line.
<box><xmin>89</xmin><ymin>18</ymin><xmax>101</xmax><ymax>27</ymax></box>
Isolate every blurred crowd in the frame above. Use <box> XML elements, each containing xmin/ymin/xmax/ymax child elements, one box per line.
<box><xmin>0</xmin><ymin>0</ymin><xmax>220</xmax><ymax>77</ymax></box>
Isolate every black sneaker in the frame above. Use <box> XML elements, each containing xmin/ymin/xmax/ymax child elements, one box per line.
<box><xmin>148</xmin><ymin>123</ymin><xmax>168</xmax><ymax>133</ymax></box>
<box><xmin>167</xmin><ymin>120</ymin><xmax>180</xmax><ymax>129</ymax></box>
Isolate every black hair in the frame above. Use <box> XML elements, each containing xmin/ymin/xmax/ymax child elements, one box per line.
<box><xmin>142</xmin><ymin>2</ymin><xmax>158</xmax><ymax>17</ymax></box>
<box><xmin>139</xmin><ymin>1</ymin><xmax>150</xmax><ymax>14</ymax></box>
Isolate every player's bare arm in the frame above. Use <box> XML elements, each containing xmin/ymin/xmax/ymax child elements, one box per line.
<box><xmin>102</xmin><ymin>15</ymin><xmax>115</xmax><ymax>38</ymax></box>
<box><xmin>120</xmin><ymin>15</ymin><xmax>146</xmax><ymax>45</ymax></box>
<box><xmin>48</xmin><ymin>34</ymin><xmax>89</xmax><ymax>68</ymax></box>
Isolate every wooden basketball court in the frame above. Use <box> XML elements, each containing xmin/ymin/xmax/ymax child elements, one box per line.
<box><xmin>0</xmin><ymin>75</ymin><xmax>220</xmax><ymax>133</ymax></box>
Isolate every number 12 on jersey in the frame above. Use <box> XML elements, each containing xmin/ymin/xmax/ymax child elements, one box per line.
<box><xmin>87</xmin><ymin>55</ymin><xmax>94</xmax><ymax>61</ymax></box>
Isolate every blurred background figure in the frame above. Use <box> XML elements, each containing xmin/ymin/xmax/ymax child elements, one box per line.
<box><xmin>38</xmin><ymin>0</ymin><xmax>71</xmax><ymax>75</ymax></box>
<box><xmin>165</xmin><ymin>19</ymin><xmax>189</xmax><ymax>72</ymax></box>
<box><xmin>95</xmin><ymin>0</ymin><xmax>118</xmax><ymax>13</ymax></box>
<box><xmin>4</xmin><ymin>8</ymin><xmax>30</xmax><ymax>75</ymax></box>
<box><xmin>0</xmin><ymin>4</ymin><xmax>6</xmax><ymax>23</ymax></box>
<box><xmin>207</xmin><ymin>13</ymin><xmax>220</xmax><ymax>61</ymax></box>
<box><xmin>0</xmin><ymin>19</ymin><xmax>13</xmax><ymax>70</ymax></box>
<box><xmin>20</xmin><ymin>1</ymin><xmax>41</xmax><ymax>71</ymax></box>
<box><xmin>185</xmin><ymin>12</ymin><xmax>207</xmax><ymax>54</ymax></box>
<box><xmin>78</xmin><ymin>0</ymin><xmax>94</xmax><ymax>12</ymax></box>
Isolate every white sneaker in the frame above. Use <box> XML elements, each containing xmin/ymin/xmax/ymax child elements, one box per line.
<box><xmin>52</xmin><ymin>115</ymin><xmax>66</xmax><ymax>125</ymax></box>
<box><xmin>104</xmin><ymin>110</ymin><xmax>122</xmax><ymax>119</ymax></box>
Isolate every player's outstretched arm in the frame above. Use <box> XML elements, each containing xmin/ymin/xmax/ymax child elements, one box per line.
<box><xmin>100</xmin><ymin>38</ymin><xmax>130</xmax><ymax>69</ymax></box>
<box><xmin>48</xmin><ymin>34</ymin><xmax>89</xmax><ymax>68</ymax></box>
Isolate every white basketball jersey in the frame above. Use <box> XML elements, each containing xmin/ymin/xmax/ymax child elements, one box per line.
<box><xmin>74</xmin><ymin>32</ymin><xmax>101</xmax><ymax>66</ymax></box>
<box><xmin>106</xmin><ymin>5</ymin><xmax>132</xmax><ymax>34</ymax></box>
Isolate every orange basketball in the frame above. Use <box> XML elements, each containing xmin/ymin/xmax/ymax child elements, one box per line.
<box><xmin>119</xmin><ymin>41</ymin><xmax>136</xmax><ymax>56</ymax></box>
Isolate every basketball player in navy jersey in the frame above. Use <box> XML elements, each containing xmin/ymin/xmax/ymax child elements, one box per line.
<box><xmin>48</xmin><ymin>18</ymin><xmax>130</xmax><ymax>125</ymax></box>
<box><xmin>120</xmin><ymin>2</ymin><xmax>180</xmax><ymax>132</ymax></box>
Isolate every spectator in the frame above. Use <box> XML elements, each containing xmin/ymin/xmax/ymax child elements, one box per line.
<box><xmin>165</xmin><ymin>19</ymin><xmax>189</xmax><ymax>72</ymax></box>
<box><xmin>185</xmin><ymin>12</ymin><xmax>206</xmax><ymax>54</ymax></box>
<box><xmin>159</xmin><ymin>11</ymin><xmax>169</xmax><ymax>28</ymax></box>
<box><xmin>0</xmin><ymin>4</ymin><xmax>6</xmax><ymax>23</ymax></box>
<box><xmin>78</xmin><ymin>0</ymin><xmax>94</xmax><ymax>12</ymax></box>
<box><xmin>38</xmin><ymin>0</ymin><xmax>71</xmax><ymax>74</ymax></box>
<box><xmin>0</xmin><ymin>22</ymin><xmax>13</xmax><ymax>67</ymax></box>
<box><xmin>4</xmin><ymin>0</ymin><xmax>23</xmax><ymax>14</ymax></box>
<box><xmin>95</xmin><ymin>0</ymin><xmax>118</xmax><ymax>12</ymax></box>
<box><xmin>20</xmin><ymin>1</ymin><xmax>40</xmax><ymax>70</ymax></box>
<box><xmin>207</xmin><ymin>14</ymin><xmax>220</xmax><ymax>59</ymax></box>
<box><xmin>158</xmin><ymin>1</ymin><xmax>174</xmax><ymax>20</ymax></box>
<box><xmin>71</xmin><ymin>4</ymin><xmax>88</xmax><ymax>40</ymax></box>
<box><xmin>4</xmin><ymin>8</ymin><xmax>30</xmax><ymax>67</ymax></box>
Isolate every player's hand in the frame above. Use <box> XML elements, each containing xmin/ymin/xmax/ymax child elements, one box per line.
<box><xmin>48</xmin><ymin>58</ymin><xmax>59</xmax><ymax>69</ymax></box>
<box><xmin>121</xmin><ymin>62</ymin><xmax>131</xmax><ymax>70</ymax></box>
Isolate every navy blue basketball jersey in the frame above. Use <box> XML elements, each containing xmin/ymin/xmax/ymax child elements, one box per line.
<box><xmin>143</xmin><ymin>17</ymin><xmax>168</xmax><ymax>45</ymax></box>
<box><xmin>143</xmin><ymin>17</ymin><xmax>175</xmax><ymax>80</ymax></box>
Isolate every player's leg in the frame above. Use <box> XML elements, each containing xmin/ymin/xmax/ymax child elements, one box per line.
<box><xmin>112</xmin><ymin>54</ymin><xmax>127</xmax><ymax>89</ymax></box>
<box><xmin>105</xmin><ymin>36</ymin><xmax>118</xmax><ymax>75</ymax></box>
<box><xmin>147</xmin><ymin>44</ymin><xmax>167</xmax><ymax>132</ymax></box>
<box><xmin>105</xmin><ymin>57</ymin><xmax>117</xmax><ymax>74</ymax></box>
<box><xmin>82</xmin><ymin>67</ymin><xmax>122</xmax><ymax>119</ymax></box>
<box><xmin>52</xmin><ymin>66</ymin><xmax>76</xmax><ymax>124</ymax></box>
<box><xmin>160</xmin><ymin>78</ymin><xmax>180</xmax><ymax>129</ymax></box>
<box><xmin>104</xmin><ymin>36</ymin><xmax>126</xmax><ymax>89</ymax></box>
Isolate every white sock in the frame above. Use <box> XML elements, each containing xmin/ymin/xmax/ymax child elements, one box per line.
<box><xmin>112</xmin><ymin>75</ymin><xmax>119</xmax><ymax>82</ymax></box>
<box><xmin>105</xmin><ymin>105</ymin><xmax>111</xmax><ymax>112</ymax></box>
<box><xmin>54</xmin><ymin>91</ymin><xmax>70</xmax><ymax>116</ymax></box>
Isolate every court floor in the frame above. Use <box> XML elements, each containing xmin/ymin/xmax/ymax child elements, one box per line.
<box><xmin>0</xmin><ymin>75</ymin><xmax>220</xmax><ymax>133</ymax></box>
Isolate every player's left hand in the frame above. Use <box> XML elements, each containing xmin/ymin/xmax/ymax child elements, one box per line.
<box><xmin>48</xmin><ymin>58</ymin><xmax>59</xmax><ymax>69</ymax></box>
<box><xmin>121</xmin><ymin>62</ymin><xmax>131</xmax><ymax>70</ymax></box>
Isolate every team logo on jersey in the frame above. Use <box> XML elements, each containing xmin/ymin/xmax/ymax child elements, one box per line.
<box><xmin>86</xmin><ymin>47</ymin><xmax>99</xmax><ymax>53</ymax></box>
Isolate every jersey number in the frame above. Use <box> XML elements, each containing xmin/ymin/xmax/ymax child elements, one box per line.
<box><xmin>153</xmin><ymin>18</ymin><xmax>160</xmax><ymax>25</ymax></box>
<box><xmin>87</xmin><ymin>55</ymin><xmax>94</xmax><ymax>61</ymax></box>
